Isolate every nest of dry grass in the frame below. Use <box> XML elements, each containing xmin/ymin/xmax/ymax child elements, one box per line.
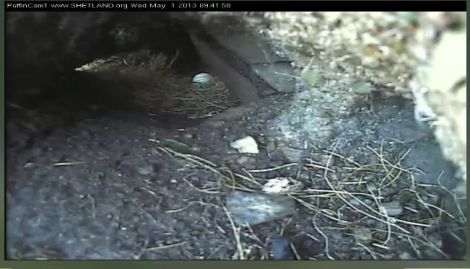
<box><xmin>76</xmin><ymin>49</ymin><xmax>240</xmax><ymax>119</ymax></box>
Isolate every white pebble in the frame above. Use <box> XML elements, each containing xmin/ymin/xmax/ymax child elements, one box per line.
<box><xmin>230</xmin><ymin>136</ymin><xmax>259</xmax><ymax>154</ymax></box>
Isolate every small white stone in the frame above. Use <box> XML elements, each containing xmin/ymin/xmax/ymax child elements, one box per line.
<box><xmin>382</xmin><ymin>201</ymin><xmax>403</xmax><ymax>217</ymax></box>
<box><xmin>230</xmin><ymin>136</ymin><xmax>259</xmax><ymax>154</ymax></box>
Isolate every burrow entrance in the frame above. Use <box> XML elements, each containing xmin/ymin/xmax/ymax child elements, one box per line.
<box><xmin>6</xmin><ymin>13</ymin><xmax>260</xmax><ymax>133</ymax></box>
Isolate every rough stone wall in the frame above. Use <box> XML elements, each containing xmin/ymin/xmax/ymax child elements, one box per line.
<box><xmin>419</xmin><ymin>15</ymin><xmax>466</xmax><ymax>195</ymax></box>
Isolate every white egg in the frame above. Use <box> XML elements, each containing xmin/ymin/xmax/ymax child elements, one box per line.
<box><xmin>192</xmin><ymin>72</ymin><xmax>213</xmax><ymax>85</ymax></box>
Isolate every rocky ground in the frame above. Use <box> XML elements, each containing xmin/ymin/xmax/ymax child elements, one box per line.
<box><xmin>6</xmin><ymin>12</ymin><xmax>466</xmax><ymax>260</ymax></box>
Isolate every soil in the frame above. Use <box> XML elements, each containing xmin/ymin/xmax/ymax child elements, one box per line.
<box><xmin>6</xmin><ymin>78</ymin><xmax>464</xmax><ymax>260</ymax></box>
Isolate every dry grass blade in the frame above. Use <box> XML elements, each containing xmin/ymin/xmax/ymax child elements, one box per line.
<box><xmin>290</xmin><ymin>243</ymin><xmax>301</xmax><ymax>260</ymax></box>
<box><xmin>321</xmin><ymin>150</ymin><xmax>362</xmax><ymax>167</ymax></box>
<box><xmin>371</xmin><ymin>243</ymin><xmax>390</xmax><ymax>250</ymax></box>
<box><xmin>437</xmin><ymin>172</ymin><xmax>467</xmax><ymax>223</ymax></box>
<box><xmin>367</xmin><ymin>187</ymin><xmax>392</xmax><ymax>245</ymax></box>
<box><xmin>288</xmin><ymin>194</ymin><xmax>320</xmax><ymax>213</ymax></box>
<box><xmin>312</xmin><ymin>213</ymin><xmax>334</xmax><ymax>260</ymax></box>
<box><xmin>139</xmin><ymin>242</ymin><xmax>186</xmax><ymax>256</ymax></box>
<box><xmin>320</xmin><ymin>209</ymin><xmax>351</xmax><ymax>225</ymax></box>
<box><xmin>300</xmin><ymin>189</ymin><xmax>384</xmax><ymax>200</ymax></box>
<box><xmin>182</xmin><ymin>177</ymin><xmax>221</xmax><ymax>194</ymax></box>
<box><xmin>370</xmin><ymin>227</ymin><xmax>450</xmax><ymax>258</ymax></box>
<box><xmin>223</xmin><ymin>206</ymin><xmax>245</xmax><ymax>260</ymax></box>
<box><xmin>248</xmin><ymin>163</ymin><xmax>299</xmax><ymax>173</ymax></box>
<box><xmin>406</xmin><ymin>236</ymin><xmax>421</xmax><ymax>257</ymax></box>
<box><xmin>366</xmin><ymin>145</ymin><xmax>415</xmax><ymax>187</ymax></box>
<box><xmin>239</xmin><ymin>168</ymin><xmax>262</xmax><ymax>186</ymax></box>
<box><xmin>305</xmin><ymin>162</ymin><xmax>335</xmax><ymax>173</ymax></box>
<box><xmin>165</xmin><ymin>49</ymin><xmax>180</xmax><ymax>70</ymax></box>
<box><xmin>356</xmin><ymin>242</ymin><xmax>379</xmax><ymax>260</ymax></box>
<box><xmin>158</xmin><ymin>145</ymin><xmax>257</xmax><ymax>192</ymax></box>
<box><xmin>321</xmin><ymin>144</ymin><xmax>411</xmax><ymax>234</ymax></box>
<box><xmin>53</xmin><ymin>161</ymin><xmax>86</xmax><ymax>166</ymax></box>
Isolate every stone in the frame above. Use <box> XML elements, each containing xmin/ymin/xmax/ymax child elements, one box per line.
<box><xmin>399</xmin><ymin>252</ymin><xmax>413</xmax><ymax>260</ymax></box>
<box><xmin>266</xmin><ymin>141</ymin><xmax>277</xmax><ymax>152</ymax></box>
<box><xmin>270</xmin><ymin>237</ymin><xmax>295</xmax><ymax>260</ymax></box>
<box><xmin>205</xmin><ymin>29</ymin><xmax>287</xmax><ymax>64</ymax></box>
<box><xmin>352</xmin><ymin>227</ymin><xmax>373</xmax><ymax>243</ymax></box>
<box><xmin>382</xmin><ymin>200</ymin><xmax>403</xmax><ymax>217</ymax></box>
<box><xmin>136</xmin><ymin>165</ymin><xmax>154</xmax><ymax>176</ymax></box>
<box><xmin>160</xmin><ymin>138</ymin><xmax>193</xmax><ymax>154</ymax></box>
<box><xmin>226</xmin><ymin>191</ymin><xmax>296</xmax><ymax>226</ymax></box>
<box><xmin>237</xmin><ymin>156</ymin><xmax>255</xmax><ymax>165</ymax></box>
<box><xmin>278</xmin><ymin>144</ymin><xmax>304</xmax><ymax>162</ymax></box>
<box><xmin>252</xmin><ymin>62</ymin><xmax>296</xmax><ymax>93</ymax></box>
<box><xmin>182</xmin><ymin>133</ymin><xmax>195</xmax><ymax>140</ymax></box>
<box><xmin>230</xmin><ymin>136</ymin><xmax>259</xmax><ymax>154</ymax></box>
<box><xmin>210</xmin><ymin>106</ymin><xmax>251</xmax><ymax>121</ymax></box>
<box><xmin>352</xmin><ymin>81</ymin><xmax>373</xmax><ymax>95</ymax></box>
<box><xmin>300</xmin><ymin>68</ymin><xmax>323</xmax><ymax>88</ymax></box>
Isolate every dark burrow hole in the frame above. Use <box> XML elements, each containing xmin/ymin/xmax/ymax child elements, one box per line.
<box><xmin>6</xmin><ymin>12</ymin><xmax>245</xmax><ymax>147</ymax></box>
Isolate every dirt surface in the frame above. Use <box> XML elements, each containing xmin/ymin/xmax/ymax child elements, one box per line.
<box><xmin>6</xmin><ymin>85</ymin><xmax>464</xmax><ymax>260</ymax></box>
<box><xmin>6</xmin><ymin>12</ymin><xmax>466</xmax><ymax>260</ymax></box>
